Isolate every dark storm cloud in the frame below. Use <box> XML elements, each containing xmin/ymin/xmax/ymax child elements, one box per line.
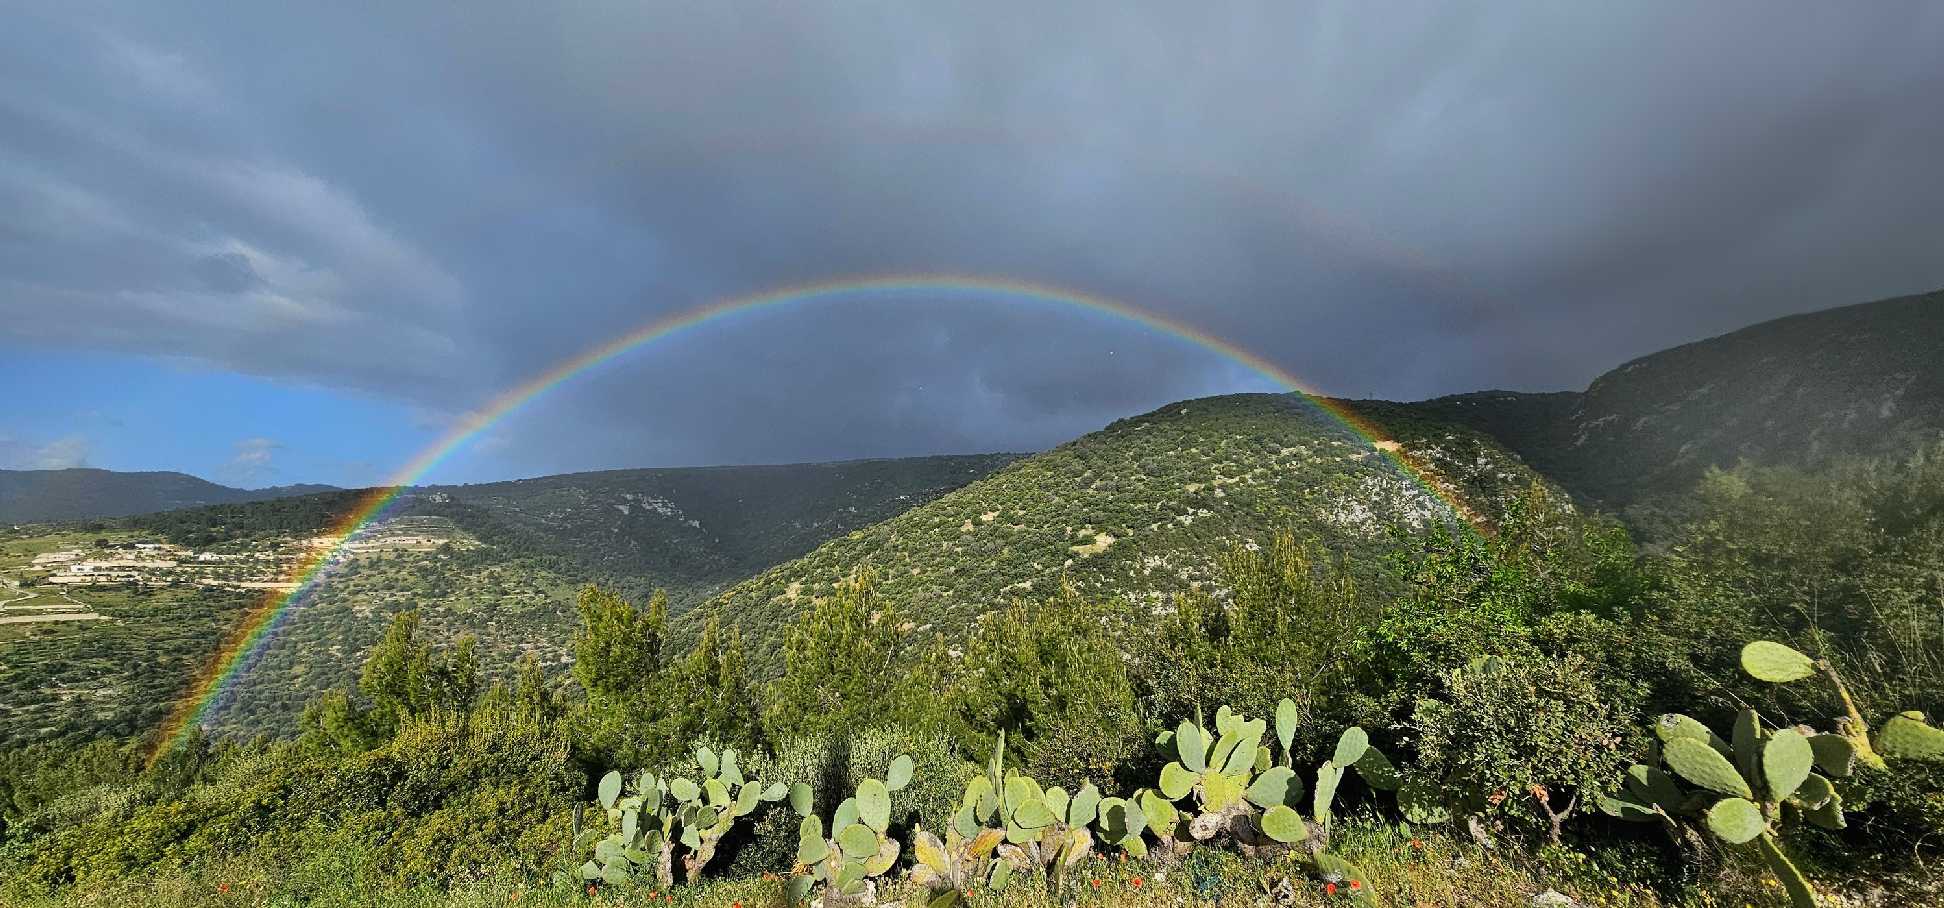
<box><xmin>3</xmin><ymin>2</ymin><xmax>1942</xmax><ymax>475</ymax></box>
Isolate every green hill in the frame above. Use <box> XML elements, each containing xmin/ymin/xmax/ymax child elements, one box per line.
<box><xmin>1419</xmin><ymin>288</ymin><xmax>1944</xmax><ymax>511</ymax></box>
<box><xmin>0</xmin><ymin>455</ymin><xmax>1016</xmax><ymax>742</ymax></box>
<box><xmin>0</xmin><ymin>468</ymin><xmax>337</xmax><ymax>524</ymax></box>
<box><xmin>705</xmin><ymin>393</ymin><xmax>1558</xmax><ymax>669</ymax></box>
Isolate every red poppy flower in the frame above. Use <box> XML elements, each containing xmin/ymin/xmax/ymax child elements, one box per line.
<box><xmin>1131</xmin><ymin>877</ymin><xmax>1144</xmax><ymax>888</ymax></box>
<box><xmin>217</xmin><ymin>884</ymin><xmax>230</xmax><ymax>894</ymax></box>
<box><xmin>1326</xmin><ymin>882</ymin><xmax>1338</xmax><ymax>895</ymax></box>
<box><xmin>1349</xmin><ymin>880</ymin><xmax>1362</xmax><ymax>891</ymax></box>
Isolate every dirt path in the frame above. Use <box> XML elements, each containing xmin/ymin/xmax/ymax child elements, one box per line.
<box><xmin>0</xmin><ymin>612</ymin><xmax>104</xmax><ymax>624</ymax></box>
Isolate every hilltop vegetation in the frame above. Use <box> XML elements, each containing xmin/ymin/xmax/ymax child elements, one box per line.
<box><xmin>2</xmin><ymin>444</ymin><xmax>1941</xmax><ymax>908</ymax></box>
<box><xmin>1421</xmin><ymin>289</ymin><xmax>1944</xmax><ymax>513</ymax></box>
<box><xmin>0</xmin><ymin>456</ymin><xmax>1016</xmax><ymax>742</ymax></box>
<box><xmin>707</xmin><ymin>394</ymin><xmax>1553</xmax><ymax>668</ymax></box>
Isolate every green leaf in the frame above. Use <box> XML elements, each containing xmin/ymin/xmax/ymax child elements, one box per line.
<box><xmin>833</xmin><ymin>797</ymin><xmax>860</xmax><ymax>831</ymax></box>
<box><xmin>1275</xmin><ymin>698</ymin><xmax>1299</xmax><ymax>757</ymax></box>
<box><xmin>1013</xmin><ymin>797</ymin><xmax>1056</xmax><ymax>829</ymax></box>
<box><xmin>1159</xmin><ymin>761</ymin><xmax>1197</xmax><ymax>800</ymax></box>
<box><xmin>1354</xmin><ymin>744</ymin><xmax>1401</xmax><ymax>791</ymax></box>
<box><xmin>1879</xmin><ymin>711</ymin><xmax>1944</xmax><ymax>761</ymax></box>
<box><xmin>1245</xmin><ymin>765</ymin><xmax>1303</xmax><ymax>809</ymax></box>
<box><xmin>1201</xmin><ymin>770</ymin><xmax>1244</xmax><ymax>812</ymax></box>
<box><xmin>1662</xmin><ymin>738</ymin><xmax>1753</xmax><ymax>799</ymax></box>
<box><xmin>1755</xmin><ymin>834</ymin><xmax>1819</xmax><ymax>908</ymax></box>
<box><xmin>857</xmin><ymin>779</ymin><xmax>892</xmax><ymax>833</ymax></box>
<box><xmin>1762</xmin><ymin>728</ymin><xmax>1814</xmax><ymax>802</ymax></box>
<box><xmin>1069</xmin><ymin>782</ymin><xmax>1101</xmax><ymax>826</ymax></box>
<box><xmin>886</xmin><ymin>754</ymin><xmax>915</xmax><ymax>792</ymax></box>
<box><xmin>695</xmin><ymin>745</ymin><xmax>719</xmax><ymax>778</ymax></box>
<box><xmin>669</xmin><ymin>777</ymin><xmax>700</xmax><ymax>803</ymax></box>
<box><xmin>1176</xmin><ymin>719</ymin><xmax>1207</xmax><ymax>772</ymax></box>
<box><xmin>1741</xmin><ymin>641</ymin><xmax>1818</xmax><ymax>683</ymax></box>
<box><xmin>597</xmin><ymin>770</ymin><xmax>622</xmax><ymax>809</ymax></box>
<box><xmin>838</xmin><ymin>823</ymin><xmax>879</xmax><ymax>859</ymax></box>
<box><xmin>1789</xmin><ymin>772</ymin><xmax>1835</xmax><ymax>810</ymax></box>
<box><xmin>1136</xmin><ymin>788</ymin><xmax>1177</xmax><ymax>837</ymax></box>
<box><xmin>1313</xmin><ymin>761</ymin><xmax>1343</xmax><ymax>826</ymax></box>
<box><xmin>1003</xmin><ymin>774</ymin><xmax>1043</xmax><ymax>812</ymax></box>
<box><xmin>788</xmin><ymin>782</ymin><xmax>814</xmax><ymax>815</ymax></box>
<box><xmin>1332</xmin><ymin>726</ymin><xmax>1369</xmax><ymax>766</ymax></box>
<box><xmin>1808</xmin><ymin>734</ymin><xmax>1855</xmax><ymax>778</ymax></box>
<box><xmin>1705</xmin><ymin>797</ymin><xmax>1766</xmax><ymax>844</ymax></box>
<box><xmin>1260</xmin><ymin>804</ymin><xmax>1307</xmax><ymax>843</ymax></box>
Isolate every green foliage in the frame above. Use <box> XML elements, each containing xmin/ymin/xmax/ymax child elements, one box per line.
<box><xmin>1408</xmin><ymin>653</ymin><xmax>1637</xmax><ymax>840</ymax></box>
<box><xmin>4</xmin><ymin>709</ymin><xmax>577</xmax><ymax>898</ymax></box>
<box><xmin>1141</xmin><ymin>532</ymin><xmax>1373</xmax><ymax>733</ymax></box>
<box><xmin>713</xmin><ymin>394</ymin><xmax>1553</xmax><ymax>675</ymax></box>
<box><xmin>298</xmin><ymin>611</ymin><xmax>481</xmax><ymax>753</ymax></box>
<box><xmin>786</xmin><ymin>754</ymin><xmax>911</xmax><ymax>905</ymax></box>
<box><xmin>571</xmin><ymin>587</ymin><xmax>665</xmax><ymax>703</ymax></box>
<box><xmin>765</xmin><ymin>570</ymin><xmax>932</xmax><ymax>743</ymax></box>
<box><xmin>569</xmin><ymin>743</ymin><xmax>787</xmax><ymax>889</ymax></box>
<box><xmin>942</xmin><ymin>589</ymin><xmax>1143</xmax><ymax>787</ymax></box>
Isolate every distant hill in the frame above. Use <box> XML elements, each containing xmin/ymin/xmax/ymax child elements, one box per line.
<box><xmin>0</xmin><ymin>468</ymin><xmax>337</xmax><ymax>524</ymax></box>
<box><xmin>1418</xmin><ymin>289</ymin><xmax>1944</xmax><ymax>510</ymax></box>
<box><xmin>705</xmin><ymin>393</ymin><xmax>1559</xmax><ymax>671</ymax></box>
<box><xmin>131</xmin><ymin>454</ymin><xmax>1020</xmax><ymax>736</ymax></box>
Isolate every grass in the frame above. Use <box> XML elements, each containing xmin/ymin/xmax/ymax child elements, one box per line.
<box><xmin>0</xmin><ymin>820</ymin><xmax>1816</xmax><ymax>908</ymax></box>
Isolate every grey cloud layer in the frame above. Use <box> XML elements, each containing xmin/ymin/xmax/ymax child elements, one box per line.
<box><xmin>4</xmin><ymin>2</ymin><xmax>1942</xmax><ymax>474</ymax></box>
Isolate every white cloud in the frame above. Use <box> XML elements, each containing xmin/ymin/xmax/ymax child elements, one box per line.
<box><xmin>0</xmin><ymin>434</ymin><xmax>93</xmax><ymax>470</ymax></box>
<box><xmin>221</xmin><ymin>436</ymin><xmax>282</xmax><ymax>485</ymax></box>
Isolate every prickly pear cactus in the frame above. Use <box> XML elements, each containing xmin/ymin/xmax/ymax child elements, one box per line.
<box><xmin>915</xmin><ymin>732</ymin><xmax>1094</xmax><ymax>904</ymax></box>
<box><xmin>571</xmin><ymin>745</ymin><xmax>789</xmax><ymax>890</ymax></box>
<box><xmin>788</xmin><ymin>754</ymin><xmax>912</xmax><ymax>907</ymax></box>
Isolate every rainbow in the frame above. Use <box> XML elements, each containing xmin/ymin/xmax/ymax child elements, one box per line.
<box><xmin>148</xmin><ymin>273</ymin><xmax>1483</xmax><ymax>762</ymax></box>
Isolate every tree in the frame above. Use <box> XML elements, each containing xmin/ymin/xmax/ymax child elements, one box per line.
<box><xmin>570</xmin><ymin>586</ymin><xmax>665</xmax><ymax>702</ymax></box>
<box><xmin>766</xmin><ymin>570</ymin><xmax>908</xmax><ymax>742</ymax></box>
<box><xmin>1141</xmin><ymin>532</ymin><xmax>1371</xmax><ymax>729</ymax></box>
<box><xmin>300</xmin><ymin>610</ymin><xmax>479</xmax><ymax>751</ymax></box>
<box><xmin>948</xmin><ymin>586</ymin><xmax>1142</xmax><ymax>786</ymax></box>
<box><xmin>665</xmin><ymin>614</ymin><xmax>763</xmax><ymax>751</ymax></box>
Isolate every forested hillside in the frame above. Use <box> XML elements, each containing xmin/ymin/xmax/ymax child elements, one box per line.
<box><xmin>706</xmin><ymin>394</ymin><xmax>1558</xmax><ymax>668</ymax></box>
<box><xmin>1419</xmin><ymin>289</ymin><xmax>1944</xmax><ymax>513</ymax></box>
<box><xmin>0</xmin><ymin>455</ymin><xmax>1016</xmax><ymax>742</ymax></box>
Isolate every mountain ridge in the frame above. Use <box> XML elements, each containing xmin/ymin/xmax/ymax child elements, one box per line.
<box><xmin>0</xmin><ymin>468</ymin><xmax>338</xmax><ymax>524</ymax></box>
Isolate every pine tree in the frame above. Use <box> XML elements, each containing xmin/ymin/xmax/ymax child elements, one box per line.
<box><xmin>570</xmin><ymin>586</ymin><xmax>665</xmax><ymax>702</ymax></box>
<box><xmin>766</xmin><ymin>569</ymin><xmax>905</xmax><ymax>742</ymax></box>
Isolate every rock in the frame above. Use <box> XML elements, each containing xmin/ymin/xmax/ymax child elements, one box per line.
<box><xmin>1532</xmin><ymin>890</ymin><xmax>1577</xmax><ymax>907</ymax></box>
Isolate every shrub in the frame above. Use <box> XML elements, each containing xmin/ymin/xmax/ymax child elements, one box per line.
<box><xmin>1409</xmin><ymin>653</ymin><xmax>1637</xmax><ymax>841</ymax></box>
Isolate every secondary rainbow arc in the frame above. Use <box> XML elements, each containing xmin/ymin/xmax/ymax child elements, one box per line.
<box><xmin>148</xmin><ymin>273</ymin><xmax>1483</xmax><ymax>762</ymax></box>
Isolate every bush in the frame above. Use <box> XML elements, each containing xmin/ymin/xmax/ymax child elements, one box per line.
<box><xmin>1409</xmin><ymin>653</ymin><xmax>1639</xmax><ymax>840</ymax></box>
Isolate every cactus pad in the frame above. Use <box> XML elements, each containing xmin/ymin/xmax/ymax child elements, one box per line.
<box><xmin>1260</xmin><ymin>804</ymin><xmax>1307</xmax><ymax>843</ymax></box>
<box><xmin>1663</xmin><ymin>738</ymin><xmax>1754</xmax><ymax>799</ymax></box>
<box><xmin>1878</xmin><ymin>711</ymin><xmax>1944</xmax><ymax>761</ymax></box>
<box><xmin>1704</xmin><ymin>797</ymin><xmax>1766</xmax><ymax>844</ymax></box>
<box><xmin>1741</xmin><ymin>641</ymin><xmax>1818</xmax><ymax>683</ymax></box>
<box><xmin>1762</xmin><ymin>729</ymin><xmax>1813</xmax><ymax>802</ymax></box>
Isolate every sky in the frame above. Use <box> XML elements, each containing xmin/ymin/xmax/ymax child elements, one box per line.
<box><xmin>3</xmin><ymin>2</ymin><xmax>1942</xmax><ymax>488</ymax></box>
